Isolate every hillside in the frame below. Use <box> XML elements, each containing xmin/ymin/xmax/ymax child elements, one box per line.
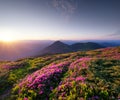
<box><xmin>40</xmin><ymin>41</ymin><xmax>104</xmax><ymax>55</ymax></box>
<box><xmin>0</xmin><ymin>47</ymin><xmax>120</xmax><ymax>100</ymax></box>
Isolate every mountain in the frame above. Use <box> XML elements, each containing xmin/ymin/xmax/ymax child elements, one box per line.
<box><xmin>40</xmin><ymin>41</ymin><xmax>104</xmax><ymax>55</ymax></box>
<box><xmin>71</xmin><ymin>42</ymin><xmax>104</xmax><ymax>51</ymax></box>
<box><xmin>0</xmin><ymin>40</ymin><xmax>119</xmax><ymax>61</ymax></box>
<box><xmin>99</xmin><ymin>42</ymin><xmax>120</xmax><ymax>47</ymax></box>
<box><xmin>40</xmin><ymin>41</ymin><xmax>72</xmax><ymax>54</ymax></box>
<box><xmin>63</xmin><ymin>40</ymin><xmax>120</xmax><ymax>46</ymax></box>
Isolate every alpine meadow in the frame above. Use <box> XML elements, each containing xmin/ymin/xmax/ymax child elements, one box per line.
<box><xmin>0</xmin><ymin>0</ymin><xmax>120</xmax><ymax>100</ymax></box>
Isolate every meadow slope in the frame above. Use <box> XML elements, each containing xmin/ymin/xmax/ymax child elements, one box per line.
<box><xmin>0</xmin><ymin>47</ymin><xmax>120</xmax><ymax>100</ymax></box>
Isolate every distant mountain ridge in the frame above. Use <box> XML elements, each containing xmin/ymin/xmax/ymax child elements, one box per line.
<box><xmin>0</xmin><ymin>40</ymin><xmax>119</xmax><ymax>61</ymax></box>
<box><xmin>40</xmin><ymin>41</ymin><xmax>104</xmax><ymax>55</ymax></box>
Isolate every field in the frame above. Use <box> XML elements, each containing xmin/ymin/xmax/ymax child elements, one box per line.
<box><xmin>0</xmin><ymin>47</ymin><xmax>120</xmax><ymax>100</ymax></box>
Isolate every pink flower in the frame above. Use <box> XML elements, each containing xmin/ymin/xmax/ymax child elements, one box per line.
<box><xmin>24</xmin><ymin>97</ymin><xmax>28</xmax><ymax>100</ymax></box>
<box><xmin>76</xmin><ymin>76</ymin><xmax>86</xmax><ymax>82</ymax></box>
<box><xmin>39</xmin><ymin>90</ymin><xmax>43</xmax><ymax>94</ymax></box>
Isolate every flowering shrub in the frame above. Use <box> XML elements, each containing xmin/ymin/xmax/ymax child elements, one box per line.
<box><xmin>50</xmin><ymin>57</ymin><xmax>92</xmax><ymax>99</ymax></box>
<box><xmin>97</xmin><ymin>47</ymin><xmax>120</xmax><ymax>59</ymax></box>
<box><xmin>0</xmin><ymin>55</ymin><xmax>72</xmax><ymax>96</ymax></box>
<box><xmin>50</xmin><ymin>57</ymin><xmax>120</xmax><ymax>99</ymax></box>
<box><xmin>11</xmin><ymin>61</ymin><xmax>70</xmax><ymax>100</ymax></box>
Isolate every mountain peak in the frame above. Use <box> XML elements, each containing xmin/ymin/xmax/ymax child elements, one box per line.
<box><xmin>40</xmin><ymin>41</ymin><xmax>104</xmax><ymax>55</ymax></box>
<box><xmin>53</xmin><ymin>41</ymin><xmax>64</xmax><ymax>45</ymax></box>
<box><xmin>41</xmin><ymin>41</ymin><xmax>71</xmax><ymax>54</ymax></box>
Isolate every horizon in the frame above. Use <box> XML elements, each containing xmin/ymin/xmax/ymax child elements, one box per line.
<box><xmin>0</xmin><ymin>0</ymin><xmax>120</xmax><ymax>41</ymax></box>
<box><xmin>0</xmin><ymin>39</ymin><xmax>120</xmax><ymax>44</ymax></box>
<box><xmin>0</xmin><ymin>39</ymin><xmax>120</xmax><ymax>61</ymax></box>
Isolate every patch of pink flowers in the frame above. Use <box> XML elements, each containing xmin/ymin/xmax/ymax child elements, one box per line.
<box><xmin>76</xmin><ymin>76</ymin><xmax>86</xmax><ymax>82</ymax></box>
<box><xmin>23</xmin><ymin>97</ymin><xmax>28</xmax><ymax>100</ymax></box>
<box><xmin>97</xmin><ymin>47</ymin><xmax>120</xmax><ymax>60</ymax></box>
<box><xmin>53</xmin><ymin>57</ymin><xmax>91</xmax><ymax>98</ymax></box>
<box><xmin>17</xmin><ymin>61</ymin><xmax>70</xmax><ymax>98</ymax></box>
<box><xmin>70</xmin><ymin>57</ymin><xmax>91</xmax><ymax>70</ymax></box>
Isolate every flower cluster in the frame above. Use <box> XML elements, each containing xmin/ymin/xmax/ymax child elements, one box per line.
<box><xmin>97</xmin><ymin>47</ymin><xmax>120</xmax><ymax>59</ymax></box>
<box><xmin>50</xmin><ymin>55</ymin><xmax>120</xmax><ymax>99</ymax></box>
<box><xmin>50</xmin><ymin>57</ymin><xmax>91</xmax><ymax>99</ymax></box>
<box><xmin>12</xmin><ymin>61</ymin><xmax>70</xmax><ymax>99</ymax></box>
<box><xmin>70</xmin><ymin>57</ymin><xmax>91</xmax><ymax>69</ymax></box>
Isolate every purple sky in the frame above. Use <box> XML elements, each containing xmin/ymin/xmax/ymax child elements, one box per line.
<box><xmin>0</xmin><ymin>0</ymin><xmax>120</xmax><ymax>40</ymax></box>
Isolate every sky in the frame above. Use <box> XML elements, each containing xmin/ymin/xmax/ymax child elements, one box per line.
<box><xmin>0</xmin><ymin>0</ymin><xmax>120</xmax><ymax>41</ymax></box>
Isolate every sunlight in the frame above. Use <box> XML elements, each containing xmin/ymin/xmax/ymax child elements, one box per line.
<box><xmin>0</xmin><ymin>34</ymin><xmax>15</xmax><ymax>42</ymax></box>
<box><xmin>1</xmin><ymin>37</ymin><xmax>13</xmax><ymax>42</ymax></box>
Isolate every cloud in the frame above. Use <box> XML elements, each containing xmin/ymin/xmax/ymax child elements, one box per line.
<box><xmin>107</xmin><ymin>30</ymin><xmax>120</xmax><ymax>39</ymax></box>
<box><xmin>52</xmin><ymin>0</ymin><xmax>78</xmax><ymax>17</ymax></box>
<box><xmin>109</xmin><ymin>30</ymin><xmax>120</xmax><ymax>36</ymax></box>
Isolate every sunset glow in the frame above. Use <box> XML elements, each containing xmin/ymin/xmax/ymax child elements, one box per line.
<box><xmin>0</xmin><ymin>34</ymin><xmax>15</xmax><ymax>42</ymax></box>
<box><xmin>0</xmin><ymin>0</ymin><xmax>120</xmax><ymax>40</ymax></box>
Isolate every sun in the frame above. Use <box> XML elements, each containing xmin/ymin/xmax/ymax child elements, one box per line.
<box><xmin>1</xmin><ymin>37</ymin><xmax>13</xmax><ymax>42</ymax></box>
<box><xmin>0</xmin><ymin>34</ymin><xmax>15</xmax><ymax>42</ymax></box>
